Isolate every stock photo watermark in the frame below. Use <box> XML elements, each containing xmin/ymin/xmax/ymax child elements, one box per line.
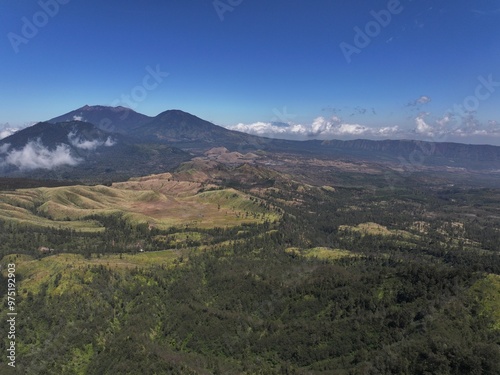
<box><xmin>447</xmin><ymin>74</ymin><xmax>500</xmax><ymax>117</ymax></box>
<box><xmin>339</xmin><ymin>0</ymin><xmax>404</xmax><ymax>63</ymax></box>
<box><xmin>272</xmin><ymin>106</ymin><xmax>297</xmax><ymax>124</ymax></box>
<box><xmin>213</xmin><ymin>0</ymin><xmax>243</xmax><ymax>21</ymax></box>
<box><xmin>384</xmin><ymin>73</ymin><xmax>499</xmax><ymax>188</ymax></box>
<box><xmin>6</xmin><ymin>263</ymin><xmax>17</xmax><ymax>368</ymax></box>
<box><xmin>96</xmin><ymin>64</ymin><xmax>169</xmax><ymax>132</ymax></box>
<box><xmin>8</xmin><ymin>0</ymin><xmax>71</xmax><ymax>54</ymax></box>
<box><xmin>110</xmin><ymin>65</ymin><xmax>169</xmax><ymax>110</ymax></box>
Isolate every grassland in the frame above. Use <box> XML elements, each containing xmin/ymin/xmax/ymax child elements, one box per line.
<box><xmin>470</xmin><ymin>274</ymin><xmax>500</xmax><ymax>330</ymax></box>
<box><xmin>285</xmin><ymin>247</ymin><xmax>356</xmax><ymax>261</ymax></box>
<box><xmin>339</xmin><ymin>222</ymin><xmax>416</xmax><ymax>238</ymax></box>
<box><xmin>0</xmin><ymin>173</ymin><xmax>279</xmax><ymax>231</ymax></box>
<box><xmin>2</xmin><ymin>250</ymin><xmax>186</xmax><ymax>297</ymax></box>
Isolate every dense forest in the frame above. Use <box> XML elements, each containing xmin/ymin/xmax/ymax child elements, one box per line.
<box><xmin>1</xmin><ymin>165</ymin><xmax>500</xmax><ymax>374</ymax></box>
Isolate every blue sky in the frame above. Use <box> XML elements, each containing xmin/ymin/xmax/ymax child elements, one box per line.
<box><xmin>1</xmin><ymin>0</ymin><xmax>500</xmax><ymax>144</ymax></box>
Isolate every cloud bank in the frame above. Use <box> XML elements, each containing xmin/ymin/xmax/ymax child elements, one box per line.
<box><xmin>227</xmin><ymin>111</ymin><xmax>500</xmax><ymax>145</ymax></box>
<box><xmin>1</xmin><ymin>139</ymin><xmax>81</xmax><ymax>171</ymax></box>
<box><xmin>228</xmin><ymin>116</ymin><xmax>401</xmax><ymax>140</ymax></box>
<box><xmin>413</xmin><ymin>113</ymin><xmax>500</xmax><ymax>140</ymax></box>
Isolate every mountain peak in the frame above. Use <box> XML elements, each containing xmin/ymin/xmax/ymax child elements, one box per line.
<box><xmin>156</xmin><ymin>109</ymin><xmax>203</xmax><ymax>119</ymax></box>
<box><xmin>78</xmin><ymin>105</ymin><xmax>133</xmax><ymax>112</ymax></box>
<box><xmin>49</xmin><ymin>106</ymin><xmax>153</xmax><ymax>133</ymax></box>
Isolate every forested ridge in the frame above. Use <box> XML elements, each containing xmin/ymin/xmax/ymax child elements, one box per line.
<box><xmin>1</xmin><ymin>167</ymin><xmax>499</xmax><ymax>374</ymax></box>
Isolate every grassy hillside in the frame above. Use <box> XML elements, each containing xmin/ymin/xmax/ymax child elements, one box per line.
<box><xmin>1</xmin><ymin>251</ymin><xmax>184</xmax><ymax>296</ymax></box>
<box><xmin>0</xmin><ymin>173</ymin><xmax>279</xmax><ymax>232</ymax></box>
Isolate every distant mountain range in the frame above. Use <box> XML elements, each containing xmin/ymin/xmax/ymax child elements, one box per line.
<box><xmin>1</xmin><ymin>105</ymin><xmax>500</xmax><ymax>181</ymax></box>
<box><xmin>48</xmin><ymin>105</ymin><xmax>266</xmax><ymax>150</ymax></box>
<box><xmin>0</xmin><ymin>119</ymin><xmax>190</xmax><ymax>182</ymax></box>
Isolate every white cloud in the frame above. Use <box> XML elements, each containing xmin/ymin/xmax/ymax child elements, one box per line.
<box><xmin>417</xmin><ymin>96</ymin><xmax>431</xmax><ymax>104</ymax></box>
<box><xmin>336</xmin><ymin>124</ymin><xmax>369</xmax><ymax>135</ymax></box>
<box><xmin>0</xmin><ymin>144</ymin><xmax>11</xmax><ymax>154</ymax></box>
<box><xmin>415</xmin><ymin>114</ymin><xmax>435</xmax><ymax>136</ymax></box>
<box><xmin>230</xmin><ymin>122</ymin><xmax>308</xmax><ymax>137</ymax></box>
<box><xmin>67</xmin><ymin>131</ymin><xmax>116</xmax><ymax>150</ymax></box>
<box><xmin>408</xmin><ymin>95</ymin><xmax>432</xmax><ymax>106</ymax></box>
<box><xmin>310</xmin><ymin>116</ymin><xmax>341</xmax><ymax>135</ymax></box>
<box><xmin>376</xmin><ymin>126</ymin><xmax>401</xmax><ymax>136</ymax></box>
<box><xmin>0</xmin><ymin>127</ymin><xmax>19</xmax><ymax>140</ymax></box>
<box><xmin>1</xmin><ymin>139</ymin><xmax>81</xmax><ymax>171</ymax></box>
<box><xmin>228</xmin><ymin>116</ymin><xmax>401</xmax><ymax>140</ymax></box>
<box><xmin>73</xmin><ymin>115</ymin><xmax>84</xmax><ymax>121</ymax></box>
<box><xmin>410</xmin><ymin>112</ymin><xmax>500</xmax><ymax>144</ymax></box>
<box><xmin>68</xmin><ymin>131</ymin><xmax>102</xmax><ymax>150</ymax></box>
<box><xmin>104</xmin><ymin>137</ymin><xmax>116</xmax><ymax>147</ymax></box>
<box><xmin>228</xmin><ymin>110</ymin><xmax>500</xmax><ymax>145</ymax></box>
<box><xmin>436</xmin><ymin>114</ymin><xmax>452</xmax><ymax>127</ymax></box>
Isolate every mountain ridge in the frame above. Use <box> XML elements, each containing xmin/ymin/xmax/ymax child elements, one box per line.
<box><xmin>48</xmin><ymin>105</ymin><xmax>153</xmax><ymax>133</ymax></box>
<box><xmin>0</xmin><ymin>106</ymin><xmax>499</xmax><ymax>179</ymax></box>
<box><xmin>0</xmin><ymin>120</ymin><xmax>191</xmax><ymax>181</ymax></box>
